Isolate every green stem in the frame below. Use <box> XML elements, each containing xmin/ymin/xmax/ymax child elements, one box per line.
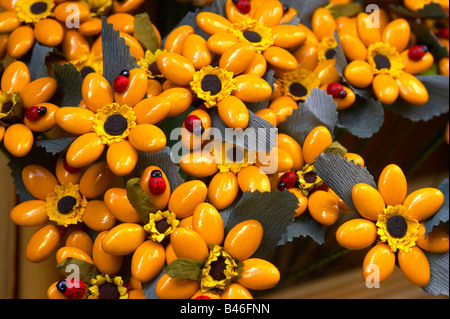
<box><xmin>280</xmin><ymin>247</ymin><xmax>351</xmax><ymax>286</ymax></box>
<box><xmin>406</xmin><ymin>132</ymin><xmax>445</xmax><ymax>179</ymax></box>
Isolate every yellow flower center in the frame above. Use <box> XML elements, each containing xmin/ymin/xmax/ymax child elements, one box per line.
<box><xmin>88</xmin><ymin>274</ymin><xmax>128</xmax><ymax>299</ymax></box>
<box><xmin>138</xmin><ymin>49</ymin><xmax>165</xmax><ymax>79</ymax></box>
<box><xmin>367</xmin><ymin>42</ymin><xmax>405</xmax><ymax>78</ymax></box>
<box><xmin>190</xmin><ymin>66</ymin><xmax>236</xmax><ymax>108</ymax></box>
<box><xmin>296</xmin><ymin>164</ymin><xmax>324</xmax><ymax>195</ymax></box>
<box><xmin>200</xmin><ymin>245</ymin><xmax>240</xmax><ymax>293</ymax></box>
<box><xmin>92</xmin><ymin>103</ymin><xmax>136</xmax><ymax>145</ymax></box>
<box><xmin>143</xmin><ymin>210</ymin><xmax>179</xmax><ymax>243</ymax></box>
<box><xmin>45</xmin><ymin>183</ymin><xmax>87</xmax><ymax>227</ymax></box>
<box><xmin>230</xmin><ymin>19</ymin><xmax>274</xmax><ymax>53</ymax></box>
<box><xmin>0</xmin><ymin>91</ymin><xmax>23</xmax><ymax>126</ymax></box>
<box><xmin>376</xmin><ymin>205</ymin><xmax>420</xmax><ymax>253</ymax></box>
<box><xmin>15</xmin><ymin>0</ymin><xmax>54</xmax><ymax>23</ymax></box>
<box><xmin>211</xmin><ymin>143</ymin><xmax>253</xmax><ymax>174</ymax></box>
<box><xmin>280</xmin><ymin>68</ymin><xmax>320</xmax><ymax>101</ymax></box>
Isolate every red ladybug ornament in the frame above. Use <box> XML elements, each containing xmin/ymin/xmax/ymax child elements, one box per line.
<box><xmin>195</xmin><ymin>295</ymin><xmax>211</xmax><ymax>299</ymax></box>
<box><xmin>56</xmin><ymin>278</ymin><xmax>86</xmax><ymax>299</ymax></box>
<box><xmin>326</xmin><ymin>83</ymin><xmax>347</xmax><ymax>99</ymax></box>
<box><xmin>113</xmin><ymin>70</ymin><xmax>131</xmax><ymax>93</ymax></box>
<box><xmin>149</xmin><ymin>169</ymin><xmax>166</xmax><ymax>195</ymax></box>
<box><xmin>408</xmin><ymin>45</ymin><xmax>427</xmax><ymax>61</ymax></box>
<box><xmin>61</xmin><ymin>153</ymin><xmax>80</xmax><ymax>174</ymax></box>
<box><xmin>438</xmin><ymin>28</ymin><xmax>449</xmax><ymax>39</ymax></box>
<box><xmin>184</xmin><ymin>115</ymin><xmax>204</xmax><ymax>134</ymax></box>
<box><xmin>278</xmin><ymin>171</ymin><xmax>298</xmax><ymax>191</ymax></box>
<box><xmin>25</xmin><ymin>106</ymin><xmax>47</xmax><ymax>121</ymax></box>
<box><xmin>233</xmin><ymin>0</ymin><xmax>251</xmax><ymax>14</ymax></box>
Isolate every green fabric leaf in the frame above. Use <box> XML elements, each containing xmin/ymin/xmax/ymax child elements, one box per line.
<box><xmin>314</xmin><ymin>152</ymin><xmax>377</xmax><ymax>214</ymax></box>
<box><xmin>222</xmin><ymin>189</ymin><xmax>305</xmax><ymax>257</ymax></box>
<box><xmin>165</xmin><ymin>258</ymin><xmax>204</xmax><ymax>281</ymax></box>
<box><xmin>323</xmin><ymin>141</ymin><xmax>348</xmax><ymax>157</ymax></box>
<box><xmin>56</xmin><ymin>257</ymin><xmax>100</xmax><ymax>284</ymax></box>
<box><xmin>278</xmin><ymin>88</ymin><xmax>338</xmax><ymax>145</ymax></box>
<box><xmin>280</xmin><ymin>0</ymin><xmax>329</xmax><ymax>28</ymax></box>
<box><xmin>424</xmin><ymin>179</ymin><xmax>449</xmax><ymax>235</ymax></box>
<box><xmin>423</xmin><ymin>251</ymin><xmax>449</xmax><ymax>296</ymax></box>
<box><xmin>329</xmin><ymin>3</ymin><xmax>363</xmax><ymax>18</ymax></box>
<box><xmin>36</xmin><ymin>137</ymin><xmax>76</xmax><ymax>155</ymax></box>
<box><xmin>383</xmin><ymin>76</ymin><xmax>449</xmax><ymax>122</ymax></box>
<box><xmin>134</xmin><ymin>12</ymin><xmax>160</xmax><ymax>53</ymax></box>
<box><xmin>101</xmin><ymin>16</ymin><xmax>139</xmax><ymax>87</ymax></box>
<box><xmin>50</xmin><ymin>63</ymin><xmax>83</xmax><ymax>107</ymax></box>
<box><xmin>388</xmin><ymin>2</ymin><xmax>448</xmax><ymax>19</ymax></box>
<box><xmin>125</xmin><ymin>177</ymin><xmax>157</xmax><ymax>224</ymax></box>
<box><xmin>410</xmin><ymin>21</ymin><xmax>449</xmax><ymax>60</ymax></box>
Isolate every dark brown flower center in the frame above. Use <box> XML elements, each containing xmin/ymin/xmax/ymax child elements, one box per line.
<box><xmin>243</xmin><ymin>30</ymin><xmax>262</xmax><ymax>43</ymax></box>
<box><xmin>289</xmin><ymin>82</ymin><xmax>307</xmax><ymax>98</ymax></box>
<box><xmin>57</xmin><ymin>196</ymin><xmax>77</xmax><ymax>214</ymax></box>
<box><xmin>373</xmin><ymin>54</ymin><xmax>391</xmax><ymax>70</ymax></box>
<box><xmin>303</xmin><ymin>171</ymin><xmax>317</xmax><ymax>183</ymax></box>
<box><xmin>386</xmin><ymin>215</ymin><xmax>407</xmax><ymax>238</ymax></box>
<box><xmin>103</xmin><ymin>114</ymin><xmax>128</xmax><ymax>136</ymax></box>
<box><xmin>325</xmin><ymin>48</ymin><xmax>336</xmax><ymax>60</ymax></box>
<box><xmin>99</xmin><ymin>282</ymin><xmax>120</xmax><ymax>299</ymax></box>
<box><xmin>210</xmin><ymin>256</ymin><xmax>227</xmax><ymax>281</ymax></box>
<box><xmin>226</xmin><ymin>147</ymin><xmax>244</xmax><ymax>163</ymax></box>
<box><xmin>30</xmin><ymin>2</ymin><xmax>48</xmax><ymax>14</ymax></box>
<box><xmin>201</xmin><ymin>74</ymin><xmax>222</xmax><ymax>95</ymax></box>
<box><xmin>155</xmin><ymin>218</ymin><xmax>170</xmax><ymax>234</ymax></box>
<box><xmin>149</xmin><ymin>62</ymin><xmax>161</xmax><ymax>76</ymax></box>
<box><xmin>1</xmin><ymin>101</ymin><xmax>13</xmax><ymax>114</ymax></box>
<box><xmin>80</xmin><ymin>66</ymin><xmax>95</xmax><ymax>79</ymax></box>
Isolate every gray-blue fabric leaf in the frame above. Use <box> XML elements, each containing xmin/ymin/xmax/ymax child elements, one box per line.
<box><xmin>223</xmin><ymin>190</ymin><xmax>300</xmax><ymax>258</ymax></box>
<box><xmin>336</xmin><ymin>95</ymin><xmax>385</xmax><ymax>138</ymax></box>
<box><xmin>142</xmin><ymin>266</ymin><xmax>165</xmax><ymax>299</ymax></box>
<box><xmin>423</xmin><ymin>251</ymin><xmax>449</xmax><ymax>296</ymax></box>
<box><xmin>383</xmin><ymin>76</ymin><xmax>449</xmax><ymax>122</ymax></box>
<box><xmin>3</xmin><ymin>144</ymin><xmax>59</xmax><ymax>202</ymax></box>
<box><xmin>50</xmin><ymin>64</ymin><xmax>83</xmax><ymax>107</ymax></box>
<box><xmin>280</xmin><ymin>0</ymin><xmax>329</xmax><ymax>28</ymax></box>
<box><xmin>278</xmin><ymin>88</ymin><xmax>338</xmax><ymax>145</ymax></box>
<box><xmin>314</xmin><ymin>152</ymin><xmax>377</xmax><ymax>214</ymax></box>
<box><xmin>424</xmin><ymin>179</ymin><xmax>449</xmax><ymax>235</ymax></box>
<box><xmin>36</xmin><ymin>137</ymin><xmax>76</xmax><ymax>155</ymax></box>
<box><xmin>101</xmin><ymin>16</ymin><xmax>139</xmax><ymax>87</ymax></box>
<box><xmin>278</xmin><ymin>213</ymin><xmax>326</xmax><ymax>246</ymax></box>
<box><xmin>23</xmin><ymin>42</ymin><xmax>52</xmax><ymax>81</ymax></box>
<box><xmin>210</xmin><ymin>108</ymin><xmax>277</xmax><ymax>154</ymax></box>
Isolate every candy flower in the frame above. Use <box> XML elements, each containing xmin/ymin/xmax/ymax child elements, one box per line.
<box><xmin>55</xmin><ymin>70</ymin><xmax>167</xmax><ymax>176</ymax></box>
<box><xmin>1</xmin><ymin>61</ymin><xmax>58</xmax><ymax>157</ymax></box>
<box><xmin>341</xmin><ymin>15</ymin><xmax>431</xmax><ymax>105</ymax></box>
<box><xmin>158</xmin><ymin>212</ymin><xmax>280</xmax><ymax>299</ymax></box>
<box><xmin>273</xmin><ymin>127</ymin><xmax>364</xmax><ymax>225</ymax></box>
<box><xmin>10</xmin><ymin>157</ymin><xmax>118</xmax><ymax>263</ymax></box>
<box><xmin>336</xmin><ymin>164</ymin><xmax>448</xmax><ymax>287</ymax></box>
<box><xmin>87</xmin><ymin>274</ymin><xmax>128</xmax><ymax>299</ymax></box>
<box><xmin>179</xmin><ymin>140</ymin><xmax>272</xmax><ymax>210</ymax></box>
<box><xmin>0</xmin><ymin>0</ymin><xmax>70</xmax><ymax>59</ymax></box>
<box><xmin>100</xmin><ymin>168</ymin><xmax>208</xmax><ymax>284</ymax></box>
<box><xmin>196</xmin><ymin>0</ymin><xmax>306</xmax><ymax>73</ymax></box>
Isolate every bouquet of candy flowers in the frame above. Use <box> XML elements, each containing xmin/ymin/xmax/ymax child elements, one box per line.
<box><xmin>0</xmin><ymin>0</ymin><xmax>448</xmax><ymax>299</ymax></box>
